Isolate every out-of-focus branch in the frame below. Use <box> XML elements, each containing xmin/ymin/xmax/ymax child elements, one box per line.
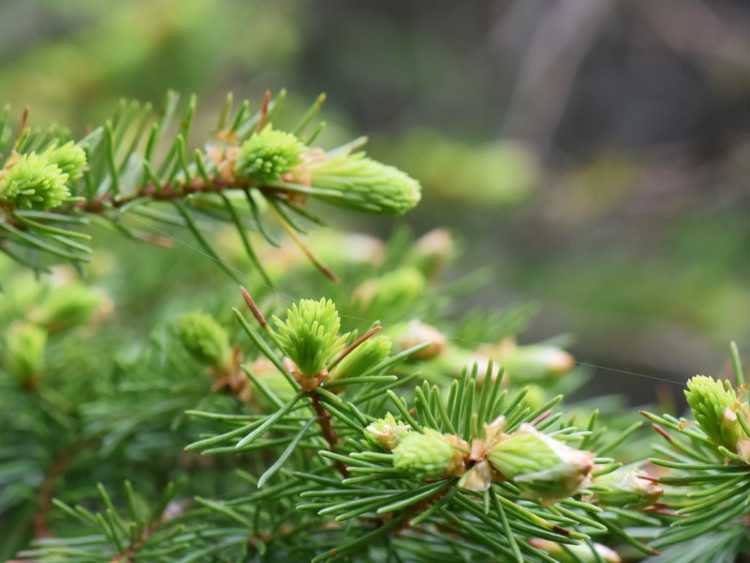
<box><xmin>636</xmin><ymin>0</ymin><xmax>750</xmax><ymax>71</ymax></box>
<box><xmin>502</xmin><ymin>0</ymin><xmax>614</xmax><ymax>154</ymax></box>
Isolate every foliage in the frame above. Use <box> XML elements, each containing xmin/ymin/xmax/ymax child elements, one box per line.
<box><xmin>0</xmin><ymin>89</ymin><xmax>421</xmax><ymax>283</ymax></box>
<box><xmin>1</xmin><ymin>88</ymin><xmax>748</xmax><ymax>563</ymax></box>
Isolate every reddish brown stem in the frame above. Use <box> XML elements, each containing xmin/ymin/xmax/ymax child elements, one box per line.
<box><xmin>240</xmin><ymin>286</ymin><xmax>268</xmax><ymax>328</ymax></box>
<box><xmin>0</xmin><ymin>177</ymin><xmax>267</xmax><ymax>231</ymax></box>
<box><xmin>33</xmin><ymin>446</ymin><xmax>79</xmax><ymax>539</ymax></box>
<box><xmin>110</xmin><ymin>521</ymin><xmax>159</xmax><ymax>562</ymax></box>
<box><xmin>310</xmin><ymin>392</ymin><xmax>349</xmax><ymax>477</ymax></box>
<box><xmin>651</xmin><ymin>424</ymin><xmax>675</xmax><ymax>444</ymax></box>
<box><xmin>258</xmin><ymin>90</ymin><xmax>272</xmax><ymax>131</ymax></box>
<box><xmin>110</xmin><ymin>500</ymin><xmax>189</xmax><ymax>562</ymax></box>
<box><xmin>75</xmin><ymin>177</ymin><xmax>255</xmax><ymax>213</ymax></box>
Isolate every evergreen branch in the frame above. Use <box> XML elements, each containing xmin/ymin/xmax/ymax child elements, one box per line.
<box><xmin>0</xmin><ymin>91</ymin><xmax>422</xmax><ymax>279</ymax></box>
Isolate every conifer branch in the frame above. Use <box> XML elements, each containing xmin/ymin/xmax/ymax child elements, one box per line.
<box><xmin>0</xmin><ymin>91</ymin><xmax>422</xmax><ymax>279</ymax></box>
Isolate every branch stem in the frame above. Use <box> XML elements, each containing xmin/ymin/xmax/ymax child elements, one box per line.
<box><xmin>309</xmin><ymin>391</ymin><xmax>349</xmax><ymax>477</ymax></box>
<box><xmin>33</xmin><ymin>444</ymin><xmax>83</xmax><ymax>539</ymax></box>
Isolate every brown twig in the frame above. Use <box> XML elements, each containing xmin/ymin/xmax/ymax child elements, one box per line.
<box><xmin>110</xmin><ymin>500</ymin><xmax>189</xmax><ymax>562</ymax></box>
<box><xmin>33</xmin><ymin>445</ymin><xmax>82</xmax><ymax>539</ymax></box>
<box><xmin>75</xmin><ymin>176</ymin><xmax>255</xmax><ymax>213</ymax></box>
<box><xmin>240</xmin><ymin>286</ymin><xmax>268</xmax><ymax>328</ymax></box>
<box><xmin>110</xmin><ymin>521</ymin><xmax>159</xmax><ymax>562</ymax></box>
<box><xmin>0</xmin><ymin>176</ymin><xmax>263</xmax><ymax>231</ymax></box>
<box><xmin>650</xmin><ymin>423</ymin><xmax>675</xmax><ymax>445</ymax></box>
<box><xmin>258</xmin><ymin>90</ymin><xmax>272</xmax><ymax>132</ymax></box>
<box><xmin>310</xmin><ymin>391</ymin><xmax>349</xmax><ymax>477</ymax></box>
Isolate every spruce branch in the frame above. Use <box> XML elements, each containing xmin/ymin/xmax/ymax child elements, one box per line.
<box><xmin>175</xmin><ymin>293</ymin><xmax>648</xmax><ymax>561</ymax></box>
<box><xmin>638</xmin><ymin>344</ymin><xmax>750</xmax><ymax>555</ymax></box>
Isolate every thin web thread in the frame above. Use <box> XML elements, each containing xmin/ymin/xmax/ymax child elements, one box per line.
<box><xmin>129</xmin><ymin>214</ymin><xmax>691</xmax><ymax>389</ymax></box>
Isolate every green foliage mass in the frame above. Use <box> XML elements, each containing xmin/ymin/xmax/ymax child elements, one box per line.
<box><xmin>0</xmin><ymin>87</ymin><xmax>748</xmax><ymax>563</ymax></box>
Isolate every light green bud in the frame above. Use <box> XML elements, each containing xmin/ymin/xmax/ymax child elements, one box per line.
<box><xmin>4</xmin><ymin>322</ymin><xmax>47</xmax><ymax>383</ymax></box>
<box><xmin>330</xmin><ymin>334</ymin><xmax>391</xmax><ymax>382</ymax></box>
<box><xmin>498</xmin><ymin>343</ymin><xmax>574</xmax><ymax>383</ymax></box>
<box><xmin>0</xmin><ymin>272</ymin><xmax>45</xmax><ymax>324</ymax></box>
<box><xmin>530</xmin><ymin>539</ymin><xmax>621</xmax><ymax>563</ymax></box>
<box><xmin>43</xmin><ymin>142</ymin><xmax>87</xmax><ymax>182</ymax></box>
<box><xmin>271</xmin><ymin>298</ymin><xmax>346</xmax><ymax>377</ymax></box>
<box><xmin>0</xmin><ymin>153</ymin><xmax>69</xmax><ymax>210</ymax></box>
<box><xmin>590</xmin><ymin>463</ymin><xmax>662</xmax><ymax>508</ymax></box>
<box><xmin>364</xmin><ymin>413</ymin><xmax>412</xmax><ymax>450</ymax></box>
<box><xmin>393</xmin><ymin>429</ymin><xmax>466</xmax><ymax>479</ymax></box>
<box><xmin>236</xmin><ymin>126</ymin><xmax>305</xmax><ymax>183</ymax></box>
<box><xmin>354</xmin><ymin>268</ymin><xmax>426</xmax><ymax>310</ymax></box>
<box><xmin>685</xmin><ymin>375</ymin><xmax>744</xmax><ymax>451</ymax></box>
<box><xmin>309</xmin><ymin>151</ymin><xmax>421</xmax><ymax>215</ymax></box>
<box><xmin>523</xmin><ymin>384</ymin><xmax>547</xmax><ymax>412</ymax></box>
<box><xmin>487</xmin><ymin>423</ymin><xmax>593</xmax><ymax>504</ymax></box>
<box><xmin>392</xmin><ymin>320</ymin><xmax>447</xmax><ymax>360</ymax></box>
<box><xmin>176</xmin><ymin>312</ymin><xmax>232</xmax><ymax>369</ymax></box>
<box><xmin>35</xmin><ymin>284</ymin><xmax>104</xmax><ymax>332</ymax></box>
<box><xmin>410</xmin><ymin>228</ymin><xmax>455</xmax><ymax>278</ymax></box>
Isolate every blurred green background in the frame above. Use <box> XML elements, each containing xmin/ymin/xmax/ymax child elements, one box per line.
<box><xmin>3</xmin><ymin>0</ymin><xmax>749</xmax><ymax>401</ymax></box>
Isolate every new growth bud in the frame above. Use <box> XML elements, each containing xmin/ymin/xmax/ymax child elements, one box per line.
<box><xmin>330</xmin><ymin>334</ymin><xmax>391</xmax><ymax>382</ymax></box>
<box><xmin>308</xmin><ymin>151</ymin><xmax>421</xmax><ymax>215</ymax></box>
<box><xmin>236</xmin><ymin>126</ymin><xmax>305</xmax><ymax>184</ymax></box>
<box><xmin>685</xmin><ymin>375</ymin><xmax>745</xmax><ymax>452</ymax></box>
<box><xmin>497</xmin><ymin>342</ymin><xmax>575</xmax><ymax>383</ymax></box>
<box><xmin>487</xmin><ymin>423</ymin><xmax>593</xmax><ymax>503</ymax></box>
<box><xmin>34</xmin><ymin>284</ymin><xmax>106</xmax><ymax>333</ymax></box>
<box><xmin>530</xmin><ymin>539</ymin><xmax>621</xmax><ymax>563</ymax></box>
<box><xmin>4</xmin><ymin>322</ymin><xmax>47</xmax><ymax>383</ymax></box>
<box><xmin>365</xmin><ymin>413</ymin><xmax>412</xmax><ymax>450</ymax></box>
<box><xmin>353</xmin><ymin>268</ymin><xmax>426</xmax><ymax>310</ymax></box>
<box><xmin>0</xmin><ymin>153</ymin><xmax>70</xmax><ymax>210</ymax></box>
<box><xmin>590</xmin><ymin>463</ymin><xmax>663</xmax><ymax>508</ymax></box>
<box><xmin>523</xmin><ymin>384</ymin><xmax>547</xmax><ymax>411</ymax></box>
<box><xmin>410</xmin><ymin>228</ymin><xmax>455</xmax><ymax>278</ymax></box>
<box><xmin>393</xmin><ymin>429</ymin><xmax>467</xmax><ymax>479</ymax></box>
<box><xmin>393</xmin><ymin>320</ymin><xmax>447</xmax><ymax>360</ymax></box>
<box><xmin>176</xmin><ymin>312</ymin><xmax>232</xmax><ymax>370</ymax></box>
<box><xmin>271</xmin><ymin>298</ymin><xmax>346</xmax><ymax>378</ymax></box>
<box><xmin>43</xmin><ymin>142</ymin><xmax>87</xmax><ymax>182</ymax></box>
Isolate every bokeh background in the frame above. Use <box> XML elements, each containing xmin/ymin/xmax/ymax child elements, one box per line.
<box><xmin>3</xmin><ymin>0</ymin><xmax>750</xmax><ymax>403</ymax></box>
